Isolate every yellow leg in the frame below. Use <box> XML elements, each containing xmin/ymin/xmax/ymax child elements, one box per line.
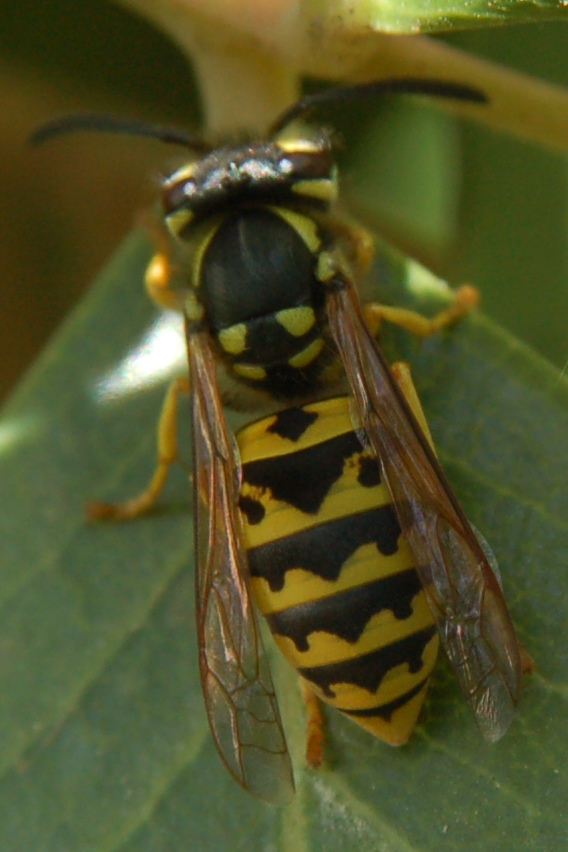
<box><xmin>300</xmin><ymin>680</ymin><xmax>326</xmax><ymax>769</ymax></box>
<box><xmin>362</xmin><ymin>285</ymin><xmax>479</xmax><ymax>455</ymax></box>
<box><xmin>363</xmin><ymin>284</ymin><xmax>479</xmax><ymax>339</ymax></box>
<box><xmin>87</xmin><ymin>376</ymin><xmax>190</xmax><ymax>520</ymax></box>
<box><xmin>326</xmin><ymin>215</ymin><xmax>376</xmax><ymax>277</ymax></box>
<box><xmin>137</xmin><ymin>210</ymin><xmax>184</xmax><ymax>312</ymax></box>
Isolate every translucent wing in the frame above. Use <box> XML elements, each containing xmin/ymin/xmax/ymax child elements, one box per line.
<box><xmin>327</xmin><ymin>281</ymin><xmax>524</xmax><ymax>742</ymax></box>
<box><xmin>186</xmin><ymin>320</ymin><xmax>294</xmax><ymax>803</ymax></box>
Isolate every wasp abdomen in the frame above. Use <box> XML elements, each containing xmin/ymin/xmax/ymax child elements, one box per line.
<box><xmin>237</xmin><ymin>396</ymin><xmax>439</xmax><ymax>745</ymax></box>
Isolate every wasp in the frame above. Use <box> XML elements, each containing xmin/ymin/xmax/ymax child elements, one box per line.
<box><xmin>34</xmin><ymin>78</ymin><xmax>532</xmax><ymax>805</ymax></box>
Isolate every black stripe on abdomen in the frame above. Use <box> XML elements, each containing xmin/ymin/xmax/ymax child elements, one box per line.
<box><xmin>298</xmin><ymin>625</ymin><xmax>437</xmax><ymax>698</ymax></box>
<box><xmin>240</xmin><ymin>430</ymin><xmax>369</xmax><ymax>515</ymax></box>
<box><xmin>340</xmin><ymin>677</ymin><xmax>430</xmax><ymax>722</ymax></box>
<box><xmin>247</xmin><ymin>505</ymin><xmax>402</xmax><ymax>593</ymax></box>
<box><xmin>265</xmin><ymin>568</ymin><xmax>422</xmax><ymax>651</ymax></box>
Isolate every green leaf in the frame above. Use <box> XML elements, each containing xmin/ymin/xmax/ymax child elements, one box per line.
<box><xmin>1</xmin><ymin>231</ymin><xmax>566</xmax><ymax>851</ymax></box>
<box><xmin>352</xmin><ymin>0</ymin><xmax>568</xmax><ymax>31</ymax></box>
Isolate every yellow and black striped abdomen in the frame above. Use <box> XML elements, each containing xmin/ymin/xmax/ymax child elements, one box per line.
<box><xmin>237</xmin><ymin>396</ymin><xmax>439</xmax><ymax>745</ymax></box>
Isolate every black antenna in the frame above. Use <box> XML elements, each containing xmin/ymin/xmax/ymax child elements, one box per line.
<box><xmin>269</xmin><ymin>77</ymin><xmax>488</xmax><ymax>136</ymax></box>
<box><xmin>30</xmin><ymin>112</ymin><xmax>210</xmax><ymax>152</ymax></box>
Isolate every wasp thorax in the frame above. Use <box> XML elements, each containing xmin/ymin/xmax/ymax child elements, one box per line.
<box><xmin>192</xmin><ymin>204</ymin><xmax>328</xmax><ymax>398</ymax></box>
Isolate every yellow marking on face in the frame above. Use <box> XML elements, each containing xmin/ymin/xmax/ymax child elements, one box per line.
<box><xmin>277</xmin><ymin>138</ymin><xmax>321</xmax><ymax>154</ymax></box>
<box><xmin>164</xmin><ymin>162</ymin><xmax>197</xmax><ymax>185</ymax></box>
<box><xmin>275</xmin><ymin>306</ymin><xmax>316</xmax><ymax>338</ymax></box>
<box><xmin>218</xmin><ymin>324</ymin><xmax>248</xmax><ymax>355</ymax></box>
<box><xmin>268</xmin><ymin>206</ymin><xmax>321</xmax><ymax>253</ymax></box>
<box><xmin>316</xmin><ymin>251</ymin><xmax>337</xmax><ymax>282</ymax></box>
<box><xmin>233</xmin><ymin>363</ymin><xmax>267</xmax><ymax>381</ymax></box>
<box><xmin>164</xmin><ymin>207</ymin><xmax>194</xmax><ymax>238</ymax></box>
<box><xmin>288</xmin><ymin>337</ymin><xmax>324</xmax><ymax>369</ymax></box>
<box><xmin>292</xmin><ymin>177</ymin><xmax>337</xmax><ymax>203</ymax></box>
<box><xmin>184</xmin><ymin>291</ymin><xmax>204</xmax><ymax>321</ymax></box>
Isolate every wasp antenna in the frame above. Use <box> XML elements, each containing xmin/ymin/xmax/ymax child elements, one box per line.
<box><xmin>30</xmin><ymin>111</ymin><xmax>210</xmax><ymax>153</ymax></box>
<box><xmin>269</xmin><ymin>77</ymin><xmax>488</xmax><ymax>136</ymax></box>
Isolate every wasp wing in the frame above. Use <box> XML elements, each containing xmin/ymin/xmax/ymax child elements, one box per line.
<box><xmin>186</xmin><ymin>321</ymin><xmax>294</xmax><ymax>803</ymax></box>
<box><xmin>327</xmin><ymin>282</ymin><xmax>524</xmax><ymax>742</ymax></box>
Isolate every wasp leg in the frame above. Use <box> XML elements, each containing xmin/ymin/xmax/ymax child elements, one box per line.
<box><xmin>325</xmin><ymin>215</ymin><xmax>376</xmax><ymax>276</ymax></box>
<box><xmin>363</xmin><ymin>284</ymin><xmax>479</xmax><ymax>340</ymax></box>
<box><xmin>138</xmin><ymin>210</ymin><xmax>184</xmax><ymax>312</ymax></box>
<box><xmin>88</xmin><ymin>217</ymin><xmax>189</xmax><ymax>521</ymax></box>
<box><xmin>300</xmin><ymin>680</ymin><xmax>326</xmax><ymax>769</ymax></box>
<box><xmin>87</xmin><ymin>375</ymin><xmax>190</xmax><ymax>520</ymax></box>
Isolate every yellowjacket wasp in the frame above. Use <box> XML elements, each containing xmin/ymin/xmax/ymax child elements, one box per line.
<box><xmin>34</xmin><ymin>78</ymin><xmax>532</xmax><ymax>805</ymax></box>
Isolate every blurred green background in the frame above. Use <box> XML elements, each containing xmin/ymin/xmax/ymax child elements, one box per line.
<box><xmin>1</xmin><ymin>1</ymin><xmax>568</xmax><ymax>402</ymax></box>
